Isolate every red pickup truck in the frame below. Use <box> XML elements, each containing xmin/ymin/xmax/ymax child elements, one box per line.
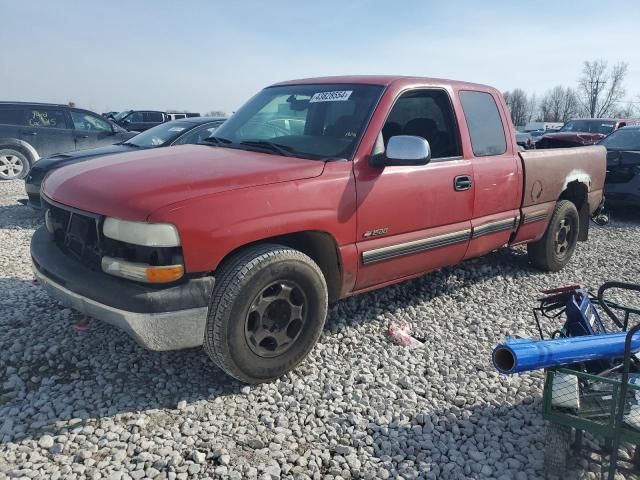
<box><xmin>32</xmin><ymin>76</ymin><xmax>606</xmax><ymax>383</ymax></box>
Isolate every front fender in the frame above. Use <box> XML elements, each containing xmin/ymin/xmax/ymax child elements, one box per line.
<box><xmin>148</xmin><ymin>161</ymin><xmax>357</xmax><ymax>274</ymax></box>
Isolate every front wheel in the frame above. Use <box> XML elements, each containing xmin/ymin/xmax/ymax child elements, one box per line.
<box><xmin>527</xmin><ymin>200</ymin><xmax>580</xmax><ymax>272</ymax></box>
<box><xmin>204</xmin><ymin>244</ymin><xmax>328</xmax><ymax>384</ymax></box>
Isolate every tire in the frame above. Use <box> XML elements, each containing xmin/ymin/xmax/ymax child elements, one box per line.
<box><xmin>527</xmin><ymin>200</ymin><xmax>580</xmax><ymax>272</ymax></box>
<box><xmin>204</xmin><ymin>244</ymin><xmax>328</xmax><ymax>384</ymax></box>
<box><xmin>0</xmin><ymin>149</ymin><xmax>30</xmax><ymax>180</ymax></box>
<box><xmin>544</xmin><ymin>425</ymin><xmax>571</xmax><ymax>479</ymax></box>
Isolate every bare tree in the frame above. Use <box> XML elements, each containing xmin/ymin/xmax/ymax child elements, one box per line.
<box><xmin>503</xmin><ymin>89</ymin><xmax>534</xmax><ymax>127</ymax></box>
<box><xmin>578</xmin><ymin>60</ymin><xmax>628</xmax><ymax>118</ymax></box>
<box><xmin>540</xmin><ymin>86</ymin><xmax>579</xmax><ymax>122</ymax></box>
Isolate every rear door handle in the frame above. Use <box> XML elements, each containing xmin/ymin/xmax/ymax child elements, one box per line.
<box><xmin>454</xmin><ymin>175</ymin><xmax>473</xmax><ymax>191</ymax></box>
<box><xmin>76</xmin><ymin>135</ymin><xmax>89</xmax><ymax>139</ymax></box>
<box><xmin>22</xmin><ymin>131</ymin><xmax>37</xmax><ymax>136</ymax></box>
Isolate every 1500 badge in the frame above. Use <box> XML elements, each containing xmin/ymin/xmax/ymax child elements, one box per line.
<box><xmin>363</xmin><ymin>228</ymin><xmax>389</xmax><ymax>238</ymax></box>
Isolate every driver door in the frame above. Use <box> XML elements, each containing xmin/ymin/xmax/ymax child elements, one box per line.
<box><xmin>354</xmin><ymin>88</ymin><xmax>474</xmax><ymax>290</ymax></box>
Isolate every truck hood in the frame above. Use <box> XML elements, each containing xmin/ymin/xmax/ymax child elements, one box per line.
<box><xmin>42</xmin><ymin>144</ymin><xmax>326</xmax><ymax>220</ymax></box>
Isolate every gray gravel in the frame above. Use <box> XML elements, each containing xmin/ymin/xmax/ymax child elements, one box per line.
<box><xmin>1</xmin><ymin>178</ymin><xmax>639</xmax><ymax>479</ymax></box>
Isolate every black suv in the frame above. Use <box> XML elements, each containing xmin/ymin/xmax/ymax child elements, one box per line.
<box><xmin>0</xmin><ymin>102</ymin><xmax>135</xmax><ymax>180</ymax></box>
<box><xmin>108</xmin><ymin>110</ymin><xmax>169</xmax><ymax>132</ymax></box>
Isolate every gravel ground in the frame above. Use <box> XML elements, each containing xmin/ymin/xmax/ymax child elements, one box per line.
<box><xmin>1</xmin><ymin>178</ymin><xmax>639</xmax><ymax>480</ymax></box>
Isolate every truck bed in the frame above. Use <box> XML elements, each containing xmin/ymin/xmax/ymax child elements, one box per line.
<box><xmin>512</xmin><ymin>145</ymin><xmax>606</xmax><ymax>244</ymax></box>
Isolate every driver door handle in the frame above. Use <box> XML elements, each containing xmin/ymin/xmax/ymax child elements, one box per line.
<box><xmin>22</xmin><ymin>131</ymin><xmax>38</xmax><ymax>136</ymax></box>
<box><xmin>76</xmin><ymin>135</ymin><xmax>89</xmax><ymax>139</ymax></box>
<box><xmin>454</xmin><ymin>175</ymin><xmax>473</xmax><ymax>191</ymax></box>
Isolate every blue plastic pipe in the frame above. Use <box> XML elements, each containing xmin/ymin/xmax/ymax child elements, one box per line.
<box><xmin>492</xmin><ymin>332</ymin><xmax>640</xmax><ymax>374</ymax></box>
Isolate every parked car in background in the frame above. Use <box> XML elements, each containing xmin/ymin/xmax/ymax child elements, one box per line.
<box><xmin>598</xmin><ymin>125</ymin><xmax>640</xmax><ymax>207</ymax></box>
<box><xmin>515</xmin><ymin>131</ymin><xmax>533</xmax><ymax>149</ymax></box>
<box><xmin>524</xmin><ymin>121</ymin><xmax>564</xmax><ymax>132</ymax></box>
<box><xmin>25</xmin><ymin>117</ymin><xmax>226</xmax><ymax>208</ymax></box>
<box><xmin>536</xmin><ymin>118</ymin><xmax>635</xmax><ymax>149</ymax></box>
<box><xmin>0</xmin><ymin>102</ymin><xmax>135</xmax><ymax>180</ymax></box>
<box><xmin>530</xmin><ymin>130</ymin><xmax>546</xmax><ymax>146</ymax></box>
<box><xmin>167</xmin><ymin>113</ymin><xmax>201</xmax><ymax>121</ymax></box>
<box><xmin>109</xmin><ymin>110</ymin><xmax>169</xmax><ymax>132</ymax></box>
<box><xmin>31</xmin><ymin>75</ymin><xmax>605</xmax><ymax>383</ymax></box>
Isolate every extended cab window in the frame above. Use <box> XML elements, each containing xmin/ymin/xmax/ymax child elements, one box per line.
<box><xmin>70</xmin><ymin>111</ymin><xmax>112</xmax><ymax>132</ymax></box>
<box><xmin>383</xmin><ymin>89</ymin><xmax>461</xmax><ymax>159</ymax></box>
<box><xmin>24</xmin><ymin>109</ymin><xmax>67</xmax><ymax>129</ymax></box>
<box><xmin>459</xmin><ymin>91</ymin><xmax>506</xmax><ymax>156</ymax></box>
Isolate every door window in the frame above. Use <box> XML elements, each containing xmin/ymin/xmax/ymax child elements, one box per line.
<box><xmin>0</xmin><ymin>108</ymin><xmax>24</xmax><ymax>125</ymax></box>
<box><xmin>383</xmin><ymin>89</ymin><xmax>461</xmax><ymax>159</ymax></box>
<box><xmin>24</xmin><ymin>109</ymin><xmax>67</xmax><ymax>129</ymax></box>
<box><xmin>127</xmin><ymin>111</ymin><xmax>144</xmax><ymax>123</ymax></box>
<box><xmin>70</xmin><ymin>111</ymin><xmax>112</xmax><ymax>132</ymax></box>
<box><xmin>144</xmin><ymin>112</ymin><xmax>164</xmax><ymax>122</ymax></box>
<box><xmin>459</xmin><ymin>91</ymin><xmax>507</xmax><ymax>156</ymax></box>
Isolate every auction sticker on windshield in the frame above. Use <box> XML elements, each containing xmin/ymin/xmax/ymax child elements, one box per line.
<box><xmin>310</xmin><ymin>91</ymin><xmax>352</xmax><ymax>103</ymax></box>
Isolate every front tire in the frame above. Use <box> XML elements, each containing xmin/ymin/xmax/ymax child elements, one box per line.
<box><xmin>0</xmin><ymin>149</ymin><xmax>30</xmax><ymax>180</ymax></box>
<box><xmin>527</xmin><ymin>200</ymin><xmax>579</xmax><ymax>272</ymax></box>
<box><xmin>204</xmin><ymin>244</ymin><xmax>328</xmax><ymax>384</ymax></box>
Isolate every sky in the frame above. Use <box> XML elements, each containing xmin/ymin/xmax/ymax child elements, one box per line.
<box><xmin>1</xmin><ymin>1</ymin><xmax>639</xmax><ymax>115</ymax></box>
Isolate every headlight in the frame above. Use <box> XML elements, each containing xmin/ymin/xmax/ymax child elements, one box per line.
<box><xmin>103</xmin><ymin>217</ymin><xmax>180</xmax><ymax>247</ymax></box>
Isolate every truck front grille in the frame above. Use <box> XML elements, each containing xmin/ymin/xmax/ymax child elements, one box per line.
<box><xmin>43</xmin><ymin>197</ymin><xmax>104</xmax><ymax>271</ymax></box>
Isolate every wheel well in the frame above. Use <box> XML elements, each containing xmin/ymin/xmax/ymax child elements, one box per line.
<box><xmin>559</xmin><ymin>180</ymin><xmax>589</xmax><ymax>241</ymax></box>
<box><xmin>0</xmin><ymin>143</ymin><xmax>35</xmax><ymax>163</ymax></box>
<box><xmin>220</xmin><ymin>231</ymin><xmax>342</xmax><ymax>302</ymax></box>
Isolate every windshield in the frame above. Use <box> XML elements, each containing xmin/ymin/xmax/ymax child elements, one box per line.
<box><xmin>124</xmin><ymin>120</ymin><xmax>194</xmax><ymax>147</ymax></box>
<box><xmin>600</xmin><ymin>128</ymin><xmax>640</xmax><ymax>151</ymax></box>
<box><xmin>212</xmin><ymin>83</ymin><xmax>384</xmax><ymax>160</ymax></box>
<box><xmin>113</xmin><ymin>111</ymin><xmax>131</xmax><ymax>121</ymax></box>
<box><xmin>559</xmin><ymin>120</ymin><xmax>616</xmax><ymax>135</ymax></box>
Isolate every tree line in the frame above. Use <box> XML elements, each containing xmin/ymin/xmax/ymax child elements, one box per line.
<box><xmin>503</xmin><ymin>59</ymin><xmax>638</xmax><ymax>127</ymax></box>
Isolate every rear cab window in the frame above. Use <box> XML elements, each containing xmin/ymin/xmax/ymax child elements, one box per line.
<box><xmin>24</xmin><ymin>108</ymin><xmax>68</xmax><ymax>129</ymax></box>
<box><xmin>459</xmin><ymin>91</ymin><xmax>507</xmax><ymax>156</ymax></box>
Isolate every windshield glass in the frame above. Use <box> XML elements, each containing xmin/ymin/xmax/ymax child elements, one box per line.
<box><xmin>113</xmin><ymin>111</ymin><xmax>131</xmax><ymax>121</ymax></box>
<box><xmin>600</xmin><ymin>128</ymin><xmax>640</xmax><ymax>150</ymax></box>
<box><xmin>212</xmin><ymin>83</ymin><xmax>384</xmax><ymax>160</ymax></box>
<box><xmin>559</xmin><ymin>120</ymin><xmax>616</xmax><ymax>135</ymax></box>
<box><xmin>124</xmin><ymin>121</ymin><xmax>194</xmax><ymax>147</ymax></box>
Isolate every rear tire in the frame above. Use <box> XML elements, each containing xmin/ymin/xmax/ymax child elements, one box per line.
<box><xmin>204</xmin><ymin>244</ymin><xmax>328</xmax><ymax>384</ymax></box>
<box><xmin>0</xmin><ymin>149</ymin><xmax>30</xmax><ymax>180</ymax></box>
<box><xmin>528</xmin><ymin>200</ymin><xmax>579</xmax><ymax>272</ymax></box>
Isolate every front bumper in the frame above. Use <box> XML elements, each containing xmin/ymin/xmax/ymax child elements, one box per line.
<box><xmin>31</xmin><ymin>226</ymin><xmax>214</xmax><ymax>350</ymax></box>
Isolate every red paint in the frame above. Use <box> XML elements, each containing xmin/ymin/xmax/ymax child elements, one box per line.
<box><xmin>42</xmin><ymin>76</ymin><xmax>605</xmax><ymax>299</ymax></box>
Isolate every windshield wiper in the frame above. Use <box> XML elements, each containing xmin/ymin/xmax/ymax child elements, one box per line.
<box><xmin>201</xmin><ymin>136</ymin><xmax>232</xmax><ymax>145</ymax></box>
<box><xmin>239</xmin><ymin>140</ymin><xmax>296</xmax><ymax>157</ymax></box>
<box><xmin>122</xmin><ymin>142</ymin><xmax>141</xmax><ymax>147</ymax></box>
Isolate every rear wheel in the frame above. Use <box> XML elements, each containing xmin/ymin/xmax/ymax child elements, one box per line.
<box><xmin>204</xmin><ymin>244</ymin><xmax>328</xmax><ymax>384</ymax></box>
<box><xmin>528</xmin><ymin>200</ymin><xmax>579</xmax><ymax>272</ymax></box>
<box><xmin>0</xmin><ymin>149</ymin><xmax>30</xmax><ymax>180</ymax></box>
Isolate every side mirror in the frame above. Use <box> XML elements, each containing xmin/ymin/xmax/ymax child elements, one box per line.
<box><xmin>370</xmin><ymin>135</ymin><xmax>431</xmax><ymax>168</ymax></box>
<box><xmin>122</xmin><ymin>119</ymin><xmax>131</xmax><ymax>125</ymax></box>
